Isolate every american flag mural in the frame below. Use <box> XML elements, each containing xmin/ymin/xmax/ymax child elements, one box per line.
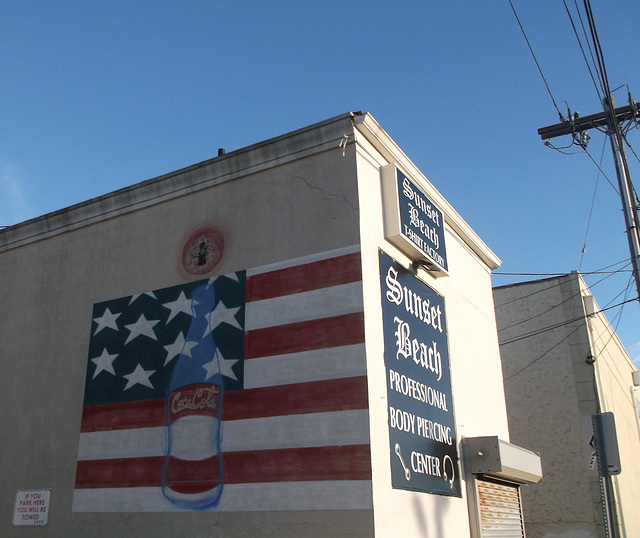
<box><xmin>73</xmin><ymin>246</ymin><xmax>372</xmax><ymax>512</ymax></box>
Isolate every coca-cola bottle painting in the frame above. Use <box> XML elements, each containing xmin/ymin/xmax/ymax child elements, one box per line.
<box><xmin>162</xmin><ymin>281</ymin><xmax>224</xmax><ymax>509</ymax></box>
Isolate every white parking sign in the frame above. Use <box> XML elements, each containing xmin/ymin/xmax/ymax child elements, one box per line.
<box><xmin>13</xmin><ymin>490</ymin><xmax>51</xmax><ymax>526</ymax></box>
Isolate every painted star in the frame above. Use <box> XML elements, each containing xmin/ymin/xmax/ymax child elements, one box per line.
<box><xmin>124</xmin><ymin>314</ymin><xmax>160</xmax><ymax>344</ymax></box>
<box><xmin>225</xmin><ymin>273</ymin><xmax>240</xmax><ymax>283</ymax></box>
<box><xmin>128</xmin><ymin>291</ymin><xmax>157</xmax><ymax>305</ymax></box>
<box><xmin>93</xmin><ymin>307</ymin><xmax>120</xmax><ymax>335</ymax></box>
<box><xmin>122</xmin><ymin>364</ymin><xmax>155</xmax><ymax>391</ymax></box>
<box><xmin>203</xmin><ymin>300</ymin><xmax>242</xmax><ymax>337</ymax></box>
<box><xmin>91</xmin><ymin>349</ymin><xmax>118</xmax><ymax>379</ymax></box>
<box><xmin>162</xmin><ymin>291</ymin><xmax>195</xmax><ymax>323</ymax></box>
<box><xmin>202</xmin><ymin>349</ymin><xmax>238</xmax><ymax>381</ymax></box>
<box><xmin>163</xmin><ymin>331</ymin><xmax>198</xmax><ymax>366</ymax></box>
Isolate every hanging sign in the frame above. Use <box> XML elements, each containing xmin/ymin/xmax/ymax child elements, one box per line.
<box><xmin>379</xmin><ymin>250</ymin><xmax>460</xmax><ymax>497</ymax></box>
<box><xmin>381</xmin><ymin>165</ymin><xmax>447</xmax><ymax>274</ymax></box>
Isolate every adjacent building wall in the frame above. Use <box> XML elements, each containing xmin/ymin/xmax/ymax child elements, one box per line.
<box><xmin>494</xmin><ymin>274</ymin><xmax>640</xmax><ymax>538</ymax></box>
<box><xmin>580</xmin><ymin>277</ymin><xmax>640</xmax><ymax>538</ymax></box>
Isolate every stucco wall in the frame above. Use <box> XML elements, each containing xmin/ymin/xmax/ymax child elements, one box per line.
<box><xmin>494</xmin><ymin>277</ymin><xmax>599</xmax><ymax>538</ymax></box>
<box><xmin>355</xmin><ymin>119</ymin><xmax>508</xmax><ymax>538</ymax></box>
<box><xmin>1</xmin><ymin>112</ymin><xmax>512</xmax><ymax>537</ymax></box>
<box><xmin>0</xmin><ymin>116</ymin><xmax>375</xmax><ymax>537</ymax></box>
<box><xmin>494</xmin><ymin>274</ymin><xmax>640</xmax><ymax>538</ymax></box>
<box><xmin>581</xmin><ymin>281</ymin><xmax>640</xmax><ymax>536</ymax></box>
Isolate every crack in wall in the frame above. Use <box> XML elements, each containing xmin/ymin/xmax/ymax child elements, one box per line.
<box><xmin>284</xmin><ymin>172</ymin><xmax>359</xmax><ymax>211</ymax></box>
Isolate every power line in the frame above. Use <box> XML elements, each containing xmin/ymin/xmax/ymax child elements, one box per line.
<box><xmin>498</xmin><ymin>275</ymin><xmax>607</xmax><ymax>334</ymax></box>
<box><xmin>582</xmin><ymin>0</ymin><xmax>610</xmax><ymax>98</ymax></box>
<box><xmin>502</xmin><ymin>325</ymin><xmax>583</xmax><ymax>381</ymax></box>
<box><xmin>538</xmin><ymin>1</ymin><xmax>640</xmax><ymax>314</ymax></box>
<box><xmin>495</xmin><ymin>264</ymin><xmax>634</xmax><ymax>334</ymax></box>
<box><xmin>582</xmin><ymin>143</ymin><xmax>620</xmax><ymax>195</ymax></box>
<box><xmin>622</xmin><ymin>131</ymin><xmax>640</xmax><ymax>166</ymax></box>
<box><xmin>500</xmin><ymin>278</ymin><xmax>638</xmax><ymax>382</ymax></box>
<box><xmin>508</xmin><ymin>0</ymin><xmax>564</xmax><ymax>121</ymax></box>
<box><xmin>494</xmin><ymin>269</ymin><xmax>632</xmax><ymax>277</ymax></box>
<box><xmin>494</xmin><ymin>258</ymin><xmax>632</xmax><ymax>279</ymax></box>
<box><xmin>543</xmin><ymin>132</ymin><xmax>621</xmax><ymax>196</ymax></box>
<box><xmin>502</xmin><ymin>293</ymin><xmax>636</xmax><ymax>381</ymax></box>
<box><xmin>579</xmin><ymin>136</ymin><xmax>607</xmax><ymax>271</ymax></box>
<box><xmin>563</xmin><ymin>0</ymin><xmax>602</xmax><ymax>100</ymax></box>
<box><xmin>499</xmin><ymin>298</ymin><xmax>637</xmax><ymax>346</ymax></box>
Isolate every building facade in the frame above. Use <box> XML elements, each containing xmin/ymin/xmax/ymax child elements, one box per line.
<box><xmin>494</xmin><ymin>273</ymin><xmax>640</xmax><ymax>538</ymax></box>
<box><xmin>1</xmin><ymin>112</ymin><xmax>539</xmax><ymax>536</ymax></box>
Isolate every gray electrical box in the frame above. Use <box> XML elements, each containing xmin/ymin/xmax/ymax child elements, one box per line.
<box><xmin>592</xmin><ymin>412</ymin><xmax>621</xmax><ymax>477</ymax></box>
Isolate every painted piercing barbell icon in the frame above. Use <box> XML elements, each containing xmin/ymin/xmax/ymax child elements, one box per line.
<box><xmin>395</xmin><ymin>443</ymin><xmax>411</xmax><ymax>480</ymax></box>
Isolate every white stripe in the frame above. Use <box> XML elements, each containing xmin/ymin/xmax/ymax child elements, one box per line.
<box><xmin>78</xmin><ymin>426</ymin><xmax>163</xmax><ymax>460</ymax></box>
<box><xmin>246</xmin><ymin>245</ymin><xmax>360</xmax><ymax>277</ymax></box>
<box><xmin>170</xmin><ymin>414</ymin><xmax>219</xmax><ymax>460</ymax></box>
<box><xmin>222</xmin><ymin>409</ymin><xmax>369</xmax><ymax>452</ymax></box>
<box><xmin>245</xmin><ymin>281</ymin><xmax>363</xmax><ymax>331</ymax></box>
<box><xmin>78</xmin><ymin>409</ymin><xmax>370</xmax><ymax>461</ymax></box>
<box><xmin>243</xmin><ymin>343</ymin><xmax>366</xmax><ymax>389</ymax></box>
<box><xmin>73</xmin><ymin>480</ymin><xmax>373</xmax><ymax>512</ymax></box>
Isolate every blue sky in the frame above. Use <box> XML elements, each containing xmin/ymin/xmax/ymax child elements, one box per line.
<box><xmin>2</xmin><ymin>1</ymin><xmax>640</xmax><ymax>364</ymax></box>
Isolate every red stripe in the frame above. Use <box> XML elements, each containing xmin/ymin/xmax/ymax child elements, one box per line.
<box><xmin>164</xmin><ymin>455</ymin><xmax>221</xmax><ymax>494</ymax></box>
<box><xmin>75</xmin><ymin>445</ymin><xmax>372</xmax><ymax>489</ymax></box>
<box><xmin>224</xmin><ymin>376</ymin><xmax>368</xmax><ymax>421</ymax></box>
<box><xmin>81</xmin><ymin>398</ymin><xmax>166</xmax><ymax>432</ymax></box>
<box><xmin>225</xmin><ymin>445</ymin><xmax>371</xmax><ymax>483</ymax></box>
<box><xmin>80</xmin><ymin>376</ymin><xmax>368</xmax><ymax>432</ymax></box>
<box><xmin>244</xmin><ymin>312</ymin><xmax>364</xmax><ymax>359</ymax></box>
<box><xmin>246</xmin><ymin>252</ymin><xmax>361</xmax><ymax>302</ymax></box>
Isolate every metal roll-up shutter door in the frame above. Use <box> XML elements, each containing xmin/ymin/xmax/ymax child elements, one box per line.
<box><xmin>477</xmin><ymin>477</ymin><xmax>525</xmax><ymax>538</ymax></box>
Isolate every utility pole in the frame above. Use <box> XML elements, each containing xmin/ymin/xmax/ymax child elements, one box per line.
<box><xmin>536</xmin><ymin>6</ymin><xmax>632</xmax><ymax>537</ymax></box>
<box><xmin>538</xmin><ymin>98</ymin><xmax>640</xmax><ymax>306</ymax></box>
<box><xmin>539</xmin><ymin>97</ymin><xmax>638</xmax><ymax>538</ymax></box>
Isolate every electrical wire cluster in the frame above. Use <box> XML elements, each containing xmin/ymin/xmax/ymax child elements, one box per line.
<box><xmin>494</xmin><ymin>258</ymin><xmax>637</xmax><ymax>379</ymax></box>
<box><xmin>504</xmin><ymin>0</ymin><xmax>640</xmax><ymax>373</ymax></box>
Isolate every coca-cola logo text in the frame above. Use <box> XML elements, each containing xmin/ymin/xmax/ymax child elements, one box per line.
<box><xmin>171</xmin><ymin>385</ymin><xmax>220</xmax><ymax>417</ymax></box>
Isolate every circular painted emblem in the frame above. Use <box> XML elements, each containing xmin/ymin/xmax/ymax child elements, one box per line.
<box><xmin>181</xmin><ymin>227</ymin><xmax>225</xmax><ymax>276</ymax></box>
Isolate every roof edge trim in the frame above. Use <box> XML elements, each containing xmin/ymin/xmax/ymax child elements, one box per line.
<box><xmin>353</xmin><ymin>113</ymin><xmax>501</xmax><ymax>270</ymax></box>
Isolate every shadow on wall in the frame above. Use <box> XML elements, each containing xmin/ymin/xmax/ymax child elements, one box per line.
<box><xmin>412</xmin><ymin>492</ymin><xmax>450</xmax><ymax>536</ymax></box>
